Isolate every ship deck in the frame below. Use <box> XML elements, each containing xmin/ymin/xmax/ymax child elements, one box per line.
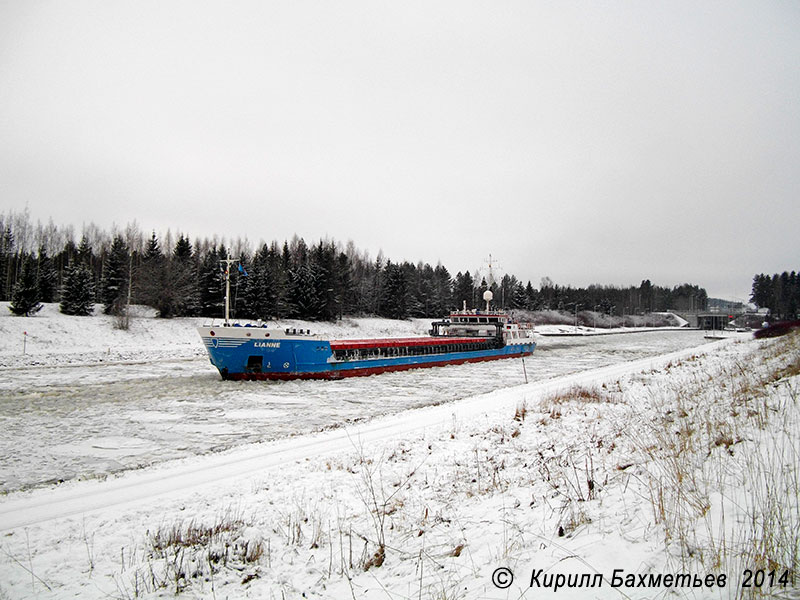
<box><xmin>329</xmin><ymin>336</ymin><xmax>488</xmax><ymax>351</ymax></box>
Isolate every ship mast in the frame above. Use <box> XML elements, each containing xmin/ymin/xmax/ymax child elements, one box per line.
<box><xmin>486</xmin><ymin>253</ymin><xmax>497</xmax><ymax>288</ymax></box>
<box><xmin>220</xmin><ymin>257</ymin><xmax>240</xmax><ymax>326</ymax></box>
<box><xmin>483</xmin><ymin>253</ymin><xmax>502</xmax><ymax>308</ymax></box>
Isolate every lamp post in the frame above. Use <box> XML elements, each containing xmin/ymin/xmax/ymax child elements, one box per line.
<box><xmin>565</xmin><ymin>302</ymin><xmax>581</xmax><ymax>333</ymax></box>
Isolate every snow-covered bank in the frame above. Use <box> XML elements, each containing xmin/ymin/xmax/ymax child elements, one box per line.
<box><xmin>535</xmin><ymin>324</ymin><xmax>688</xmax><ymax>336</ymax></box>
<box><xmin>0</xmin><ymin>303</ymin><xmax>435</xmax><ymax>369</ymax></box>
<box><xmin>0</xmin><ymin>303</ymin><xmax>691</xmax><ymax>367</ymax></box>
<box><xmin>1</xmin><ymin>332</ymin><xmax>797</xmax><ymax>599</ymax></box>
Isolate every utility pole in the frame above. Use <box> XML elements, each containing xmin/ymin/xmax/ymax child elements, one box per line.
<box><xmin>125</xmin><ymin>251</ymin><xmax>133</xmax><ymax>330</ymax></box>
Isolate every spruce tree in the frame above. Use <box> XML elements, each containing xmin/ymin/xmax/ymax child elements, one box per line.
<box><xmin>379</xmin><ymin>261</ymin><xmax>408</xmax><ymax>319</ymax></box>
<box><xmin>0</xmin><ymin>243</ymin><xmax>6</xmax><ymax>303</ymax></box>
<box><xmin>1</xmin><ymin>227</ymin><xmax>14</xmax><ymax>301</ymax></box>
<box><xmin>511</xmin><ymin>281</ymin><xmax>527</xmax><ymax>309</ymax></box>
<box><xmin>0</xmin><ymin>230</ymin><xmax>7</xmax><ymax>301</ymax></box>
<box><xmin>77</xmin><ymin>235</ymin><xmax>94</xmax><ymax>265</ymax></box>
<box><xmin>452</xmin><ymin>271</ymin><xmax>475</xmax><ymax>310</ymax></box>
<box><xmin>36</xmin><ymin>245</ymin><xmax>58</xmax><ymax>303</ymax></box>
<box><xmin>431</xmin><ymin>263</ymin><xmax>452</xmax><ymax>316</ymax></box>
<box><xmin>240</xmin><ymin>243</ymin><xmax>275</xmax><ymax>320</ymax></box>
<box><xmin>334</xmin><ymin>251</ymin><xmax>354</xmax><ymax>319</ymax></box>
<box><xmin>367</xmin><ymin>254</ymin><xmax>385</xmax><ymax>315</ymax></box>
<box><xmin>268</xmin><ymin>241</ymin><xmax>290</xmax><ymax>318</ymax></box>
<box><xmin>9</xmin><ymin>254</ymin><xmax>42</xmax><ymax>316</ymax></box>
<box><xmin>171</xmin><ymin>235</ymin><xmax>199</xmax><ymax>317</ymax></box>
<box><xmin>100</xmin><ymin>235</ymin><xmax>130</xmax><ymax>315</ymax></box>
<box><xmin>405</xmin><ymin>262</ymin><xmax>427</xmax><ymax>318</ymax></box>
<box><xmin>403</xmin><ymin>262</ymin><xmax>425</xmax><ymax>317</ymax></box>
<box><xmin>289</xmin><ymin>261</ymin><xmax>322</xmax><ymax>319</ymax></box>
<box><xmin>525</xmin><ymin>281</ymin><xmax>539</xmax><ymax>310</ymax></box>
<box><xmin>311</xmin><ymin>241</ymin><xmax>338</xmax><ymax>321</ymax></box>
<box><xmin>137</xmin><ymin>232</ymin><xmax>166</xmax><ymax>313</ymax></box>
<box><xmin>60</xmin><ymin>263</ymin><xmax>95</xmax><ymax>316</ymax></box>
<box><xmin>199</xmin><ymin>246</ymin><xmax>224</xmax><ymax>318</ymax></box>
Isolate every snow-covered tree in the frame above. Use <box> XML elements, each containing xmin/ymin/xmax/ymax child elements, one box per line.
<box><xmin>334</xmin><ymin>250</ymin><xmax>355</xmax><ymax>319</ymax></box>
<box><xmin>240</xmin><ymin>243</ymin><xmax>276</xmax><ymax>320</ymax></box>
<box><xmin>136</xmin><ymin>232</ymin><xmax>166</xmax><ymax>313</ymax></box>
<box><xmin>170</xmin><ymin>235</ymin><xmax>199</xmax><ymax>317</ymax></box>
<box><xmin>379</xmin><ymin>261</ymin><xmax>408</xmax><ymax>319</ymax></box>
<box><xmin>452</xmin><ymin>271</ymin><xmax>475</xmax><ymax>310</ymax></box>
<box><xmin>311</xmin><ymin>240</ymin><xmax>339</xmax><ymax>321</ymax></box>
<box><xmin>199</xmin><ymin>245</ymin><xmax>225</xmax><ymax>318</ymax></box>
<box><xmin>59</xmin><ymin>262</ymin><xmax>95</xmax><ymax>316</ymax></box>
<box><xmin>289</xmin><ymin>260</ymin><xmax>322</xmax><ymax>319</ymax></box>
<box><xmin>431</xmin><ymin>263</ymin><xmax>452</xmax><ymax>315</ymax></box>
<box><xmin>9</xmin><ymin>254</ymin><xmax>43</xmax><ymax>316</ymax></box>
<box><xmin>36</xmin><ymin>245</ymin><xmax>58</xmax><ymax>303</ymax></box>
<box><xmin>100</xmin><ymin>235</ymin><xmax>129</xmax><ymax>315</ymax></box>
<box><xmin>1</xmin><ymin>226</ymin><xmax>14</xmax><ymax>301</ymax></box>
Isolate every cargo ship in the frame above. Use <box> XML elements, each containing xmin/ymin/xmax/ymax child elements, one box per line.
<box><xmin>198</xmin><ymin>259</ymin><xmax>536</xmax><ymax>380</ymax></box>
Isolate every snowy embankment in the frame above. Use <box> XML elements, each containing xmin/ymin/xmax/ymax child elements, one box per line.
<box><xmin>0</xmin><ymin>303</ymin><xmax>434</xmax><ymax>368</ymax></box>
<box><xmin>1</xmin><ymin>324</ymin><xmax>797</xmax><ymax>599</ymax></box>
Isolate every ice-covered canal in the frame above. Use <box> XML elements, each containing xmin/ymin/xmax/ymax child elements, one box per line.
<box><xmin>0</xmin><ymin>330</ymin><xmax>714</xmax><ymax>492</ymax></box>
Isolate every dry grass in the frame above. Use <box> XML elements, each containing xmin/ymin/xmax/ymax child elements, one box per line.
<box><xmin>627</xmin><ymin>331</ymin><xmax>800</xmax><ymax>596</ymax></box>
<box><xmin>148</xmin><ymin>516</ymin><xmax>244</xmax><ymax>552</ymax></box>
<box><xmin>544</xmin><ymin>385</ymin><xmax>616</xmax><ymax>406</ymax></box>
<box><xmin>539</xmin><ymin>386</ymin><xmax>617</xmax><ymax>421</ymax></box>
<box><xmin>122</xmin><ymin>506</ymin><xmax>264</xmax><ymax>596</ymax></box>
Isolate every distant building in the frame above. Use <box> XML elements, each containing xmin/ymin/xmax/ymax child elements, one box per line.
<box><xmin>697</xmin><ymin>312</ymin><xmax>735</xmax><ymax>330</ymax></box>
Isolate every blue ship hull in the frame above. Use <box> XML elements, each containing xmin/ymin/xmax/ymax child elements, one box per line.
<box><xmin>198</xmin><ymin>326</ymin><xmax>535</xmax><ymax>380</ymax></box>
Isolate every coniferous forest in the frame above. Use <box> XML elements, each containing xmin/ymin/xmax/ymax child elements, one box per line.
<box><xmin>750</xmin><ymin>272</ymin><xmax>800</xmax><ymax>320</ymax></box>
<box><xmin>2</xmin><ymin>210</ymin><xmax>711</xmax><ymax>322</ymax></box>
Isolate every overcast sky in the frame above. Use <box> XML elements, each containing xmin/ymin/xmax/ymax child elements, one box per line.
<box><xmin>1</xmin><ymin>1</ymin><xmax>798</xmax><ymax>301</ymax></box>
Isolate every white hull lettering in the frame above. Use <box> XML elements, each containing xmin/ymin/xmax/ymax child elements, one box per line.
<box><xmin>254</xmin><ymin>341</ymin><xmax>281</xmax><ymax>348</ymax></box>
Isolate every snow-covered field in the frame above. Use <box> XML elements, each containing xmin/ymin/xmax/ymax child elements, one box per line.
<box><xmin>1</xmin><ymin>305</ymin><xmax>797</xmax><ymax>599</ymax></box>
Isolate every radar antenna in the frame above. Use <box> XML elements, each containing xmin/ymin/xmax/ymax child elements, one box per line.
<box><xmin>482</xmin><ymin>254</ymin><xmax>503</xmax><ymax>288</ymax></box>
